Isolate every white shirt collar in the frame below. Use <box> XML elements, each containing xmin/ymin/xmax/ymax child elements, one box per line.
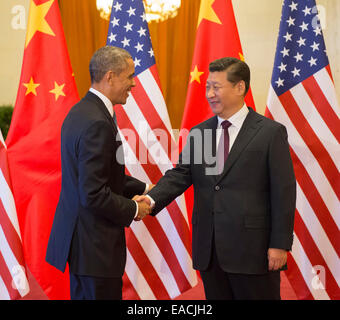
<box><xmin>89</xmin><ymin>87</ymin><xmax>114</xmax><ymax>118</ymax></box>
<box><xmin>217</xmin><ymin>104</ymin><xmax>249</xmax><ymax>129</ymax></box>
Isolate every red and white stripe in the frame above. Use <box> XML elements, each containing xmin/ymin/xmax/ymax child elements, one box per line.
<box><xmin>0</xmin><ymin>132</ymin><xmax>29</xmax><ymax>300</ymax></box>
<box><xmin>266</xmin><ymin>66</ymin><xmax>340</xmax><ymax>300</ymax></box>
<box><xmin>116</xmin><ymin>65</ymin><xmax>197</xmax><ymax>299</ymax></box>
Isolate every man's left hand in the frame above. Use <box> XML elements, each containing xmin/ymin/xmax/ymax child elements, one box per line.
<box><xmin>267</xmin><ymin>248</ymin><xmax>287</xmax><ymax>271</ymax></box>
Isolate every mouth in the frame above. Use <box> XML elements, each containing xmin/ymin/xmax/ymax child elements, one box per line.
<box><xmin>208</xmin><ymin>100</ymin><xmax>220</xmax><ymax>107</ymax></box>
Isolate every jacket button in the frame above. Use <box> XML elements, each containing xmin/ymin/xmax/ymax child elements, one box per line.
<box><xmin>215</xmin><ymin>185</ymin><xmax>220</xmax><ymax>191</ymax></box>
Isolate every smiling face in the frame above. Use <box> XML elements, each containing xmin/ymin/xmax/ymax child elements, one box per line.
<box><xmin>206</xmin><ymin>70</ymin><xmax>245</xmax><ymax>119</ymax></box>
<box><xmin>108</xmin><ymin>58</ymin><xmax>136</xmax><ymax>105</ymax></box>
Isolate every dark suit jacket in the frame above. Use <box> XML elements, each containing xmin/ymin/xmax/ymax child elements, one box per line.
<box><xmin>149</xmin><ymin>108</ymin><xmax>296</xmax><ymax>275</ymax></box>
<box><xmin>46</xmin><ymin>91</ymin><xmax>146</xmax><ymax>277</ymax></box>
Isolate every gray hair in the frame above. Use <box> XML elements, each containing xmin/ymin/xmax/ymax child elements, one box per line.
<box><xmin>89</xmin><ymin>46</ymin><xmax>132</xmax><ymax>83</ymax></box>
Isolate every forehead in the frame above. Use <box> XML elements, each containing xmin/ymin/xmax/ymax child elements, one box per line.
<box><xmin>126</xmin><ymin>58</ymin><xmax>135</xmax><ymax>73</ymax></box>
<box><xmin>206</xmin><ymin>70</ymin><xmax>228</xmax><ymax>83</ymax></box>
<box><xmin>119</xmin><ymin>58</ymin><xmax>135</xmax><ymax>76</ymax></box>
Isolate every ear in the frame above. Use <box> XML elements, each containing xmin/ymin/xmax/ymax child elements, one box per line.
<box><xmin>237</xmin><ymin>80</ymin><xmax>246</xmax><ymax>96</ymax></box>
<box><xmin>106</xmin><ymin>70</ymin><xmax>117</xmax><ymax>83</ymax></box>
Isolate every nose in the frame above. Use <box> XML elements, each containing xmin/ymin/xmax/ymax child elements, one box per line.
<box><xmin>131</xmin><ymin>78</ymin><xmax>136</xmax><ymax>87</ymax></box>
<box><xmin>206</xmin><ymin>87</ymin><xmax>215</xmax><ymax>99</ymax></box>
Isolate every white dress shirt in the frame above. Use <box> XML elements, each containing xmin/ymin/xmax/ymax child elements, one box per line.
<box><xmin>147</xmin><ymin>104</ymin><xmax>250</xmax><ymax>209</ymax></box>
<box><xmin>89</xmin><ymin>87</ymin><xmax>114</xmax><ymax>117</ymax></box>
<box><xmin>89</xmin><ymin>87</ymin><xmax>149</xmax><ymax>218</ymax></box>
<box><xmin>216</xmin><ymin>104</ymin><xmax>249</xmax><ymax>152</ymax></box>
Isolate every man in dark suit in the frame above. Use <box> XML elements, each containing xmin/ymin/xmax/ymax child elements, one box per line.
<box><xmin>140</xmin><ymin>57</ymin><xmax>296</xmax><ymax>299</ymax></box>
<box><xmin>46</xmin><ymin>46</ymin><xmax>151</xmax><ymax>300</ymax></box>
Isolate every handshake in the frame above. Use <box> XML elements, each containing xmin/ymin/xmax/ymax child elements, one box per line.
<box><xmin>132</xmin><ymin>185</ymin><xmax>155</xmax><ymax>221</ymax></box>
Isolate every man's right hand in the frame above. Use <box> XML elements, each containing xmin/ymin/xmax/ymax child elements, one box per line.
<box><xmin>133</xmin><ymin>195</ymin><xmax>151</xmax><ymax>221</ymax></box>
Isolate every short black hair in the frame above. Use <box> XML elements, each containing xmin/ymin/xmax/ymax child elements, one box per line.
<box><xmin>89</xmin><ymin>46</ymin><xmax>132</xmax><ymax>83</ymax></box>
<box><xmin>209</xmin><ymin>57</ymin><xmax>250</xmax><ymax>95</ymax></box>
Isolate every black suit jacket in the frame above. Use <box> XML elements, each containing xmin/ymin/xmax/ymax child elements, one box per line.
<box><xmin>149</xmin><ymin>108</ymin><xmax>296</xmax><ymax>274</ymax></box>
<box><xmin>46</xmin><ymin>91</ymin><xmax>146</xmax><ymax>277</ymax></box>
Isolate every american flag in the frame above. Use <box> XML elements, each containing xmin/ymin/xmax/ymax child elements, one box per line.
<box><xmin>0</xmin><ymin>131</ymin><xmax>29</xmax><ymax>299</ymax></box>
<box><xmin>266</xmin><ymin>0</ymin><xmax>340</xmax><ymax>300</ymax></box>
<box><xmin>107</xmin><ymin>0</ymin><xmax>197</xmax><ymax>299</ymax></box>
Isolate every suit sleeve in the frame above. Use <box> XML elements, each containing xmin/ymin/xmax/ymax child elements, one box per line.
<box><xmin>148</xmin><ymin>131</ymin><xmax>194</xmax><ymax>215</ymax></box>
<box><xmin>123</xmin><ymin>175</ymin><xmax>146</xmax><ymax>199</ymax></box>
<box><xmin>77</xmin><ymin>120</ymin><xmax>136</xmax><ymax>227</ymax></box>
<box><xmin>268</xmin><ymin>125</ymin><xmax>296</xmax><ymax>250</ymax></box>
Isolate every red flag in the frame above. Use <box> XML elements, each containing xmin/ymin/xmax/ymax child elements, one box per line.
<box><xmin>265</xmin><ymin>0</ymin><xmax>339</xmax><ymax>299</ymax></box>
<box><xmin>181</xmin><ymin>0</ymin><xmax>256</xmax><ymax>225</ymax></box>
<box><xmin>0</xmin><ymin>131</ymin><xmax>30</xmax><ymax>300</ymax></box>
<box><xmin>5</xmin><ymin>0</ymin><xmax>79</xmax><ymax>299</ymax></box>
<box><xmin>106</xmin><ymin>0</ymin><xmax>197</xmax><ymax>299</ymax></box>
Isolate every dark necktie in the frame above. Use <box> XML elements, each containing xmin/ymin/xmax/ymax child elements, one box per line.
<box><xmin>217</xmin><ymin>120</ymin><xmax>232</xmax><ymax>174</ymax></box>
<box><xmin>112</xmin><ymin>111</ymin><xmax>122</xmax><ymax>142</ymax></box>
<box><xmin>113</xmin><ymin>111</ymin><xmax>117</xmax><ymax>127</ymax></box>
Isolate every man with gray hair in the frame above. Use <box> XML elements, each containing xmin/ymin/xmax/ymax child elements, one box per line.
<box><xmin>46</xmin><ymin>46</ymin><xmax>151</xmax><ymax>299</ymax></box>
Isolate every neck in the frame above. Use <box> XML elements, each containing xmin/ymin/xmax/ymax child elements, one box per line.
<box><xmin>91</xmin><ymin>83</ymin><xmax>112</xmax><ymax>103</ymax></box>
<box><xmin>91</xmin><ymin>83</ymin><xmax>104</xmax><ymax>93</ymax></box>
<box><xmin>219</xmin><ymin>102</ymin><xmax>244</xmax><ymax>120</ymax></box>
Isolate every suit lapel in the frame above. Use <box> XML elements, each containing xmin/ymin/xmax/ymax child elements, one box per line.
<box><xmin>203</xmin><ymin>116</ymin><xmax>218</xmax><ymax>158</ymax></box>
<box><xmin>198</xmin><ymin>116</ymin><xmax>220</xmax><ymax>181</ymax></box>
<box><xmin>84</xmin><ymin>91</ymin><xmax>124</xmax><ymax>166</ymax></box>
<box><xmin>216</xmin><ymin>108</ymin><xmax>263</xmax><ymax>184</ymax></box>
<box><xmin>84</xmin><ymin>91</ymin><xmax>118</xmax><ymax>135</ymax></box>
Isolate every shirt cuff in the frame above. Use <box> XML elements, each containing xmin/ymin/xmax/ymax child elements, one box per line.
<box><xmin>143</xmin><ymin>184</ymin><xmax>149</xmax><ymax>195</ymax></box>
<box><xmin>133</xmin><ymin>200</ymin><xmax>138</xmax><ymax>219</ymax></box>
<box><xmin>145</xmin><ymin>195</ymin><xmax>155</xmax><ymax>209</ymax></box>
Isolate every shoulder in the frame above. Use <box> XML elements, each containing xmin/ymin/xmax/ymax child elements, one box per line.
<box><xmin>62</xmin><ymin>98</ymin><xmax>110</xmax><ymax>138</ymax></box>
<box><xmin>65</xmin><ymin>93</ymin><xmax>108</xmax><ymax>123</ymax></box>
<box><xmin>190</xmin><ymin>116</ymin><xmax>217</xmax><ymax>131</ymax></box>
<box><xmin>249</xmin><ymin>108</ymin><xmax>286</xmax><ymax>132</ymax></box>
<box><xmin>67</xmin><ymin>95</ymin><xmax>98</xmax><ymax>117</ymax></box>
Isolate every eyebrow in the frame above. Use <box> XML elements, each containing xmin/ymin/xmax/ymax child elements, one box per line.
<box><xmin>206</xmin><ymin>80</ymin><xmax>222</xmax><ymax>85</ymax></box>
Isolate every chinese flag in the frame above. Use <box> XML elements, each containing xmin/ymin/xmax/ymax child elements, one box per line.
<box><xmin>5</xmin><ymin>0</ymin><xmax>79</xmax><ymax>299</ymax></box>
<box><xmin>181</xmin><ymin>0</ymin><xmax>256</xmax><ymax>225</ymax></box>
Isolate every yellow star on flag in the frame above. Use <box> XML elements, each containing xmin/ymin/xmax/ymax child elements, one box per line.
<box><xmin>23</xmin><ymin>77</ymin><xmax>40</xmax><ymax>96</ymax></box>
<box><xmin>197</xmin><ymin>0</ymin><xmax>222</xmax><ymax>28</ymax></box>
<box><xmin>190</xmin><ymin>65</ymin><xmax>204</xmax><ymax>84</ymax></box>
<box><xmin>25</xmin><ymin>0</ymin><xmax>56</xmax><ymax>48</ymax></box>
<box><xmin>49</xmin><ymin>81</ymin><xmax>66</xmax><ymax>101</ymax></box>
<box><xmin>239</xmin><ymin>52</ymin><xmax>245</xmax><ymax>61</ymax></box>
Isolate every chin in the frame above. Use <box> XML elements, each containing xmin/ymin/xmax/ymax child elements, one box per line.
<box><xmin>118</xmin><ymin>97</ymin><xmax>128</xmax><ymax>105</ymax></box>
<box><xmin>121</xmin><ymin>94</ymin><xmax>131</xmax><ymax>106</ymax></box>
<box><xmin>210</xmin><ymin>106</ymin><xmax>222</xmax><ymax>116</ymax></box>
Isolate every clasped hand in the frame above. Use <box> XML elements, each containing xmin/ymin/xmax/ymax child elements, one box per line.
<box><xmin>132</xmin><ymin>195</ymin><xmax>152</xmax><ymax>221</ymax></box>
